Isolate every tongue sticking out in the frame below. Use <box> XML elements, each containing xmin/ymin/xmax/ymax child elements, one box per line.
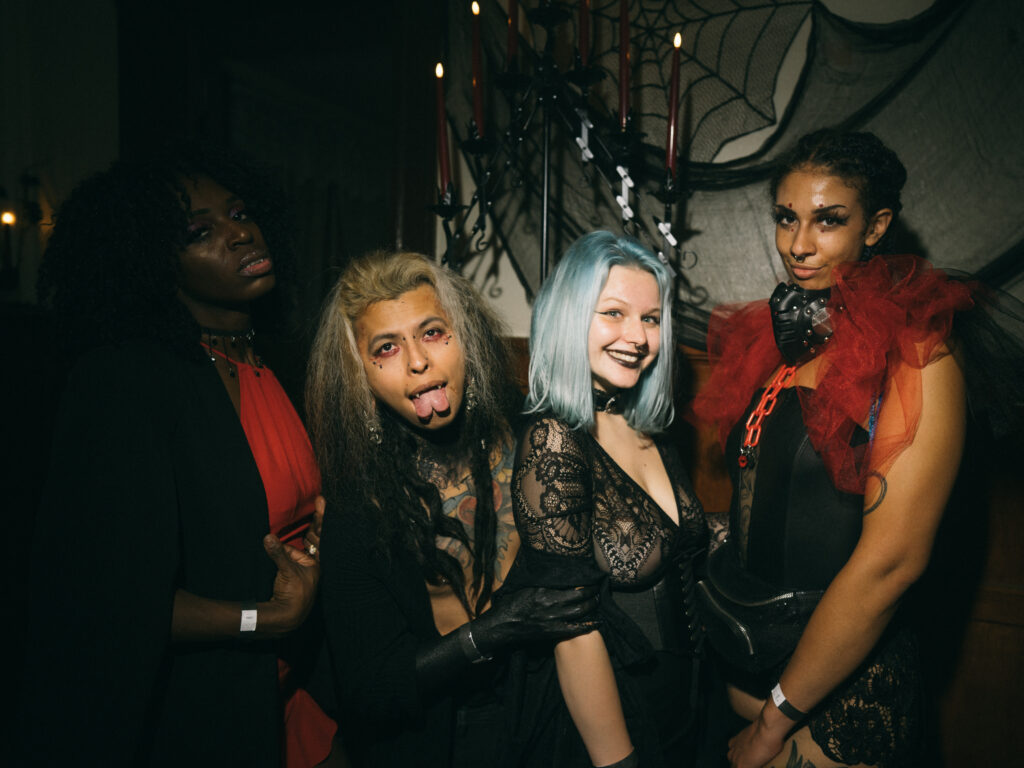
<box><xmin>413</xmin><ymin>387</ymin><xmax>451</xmax><ymax>419</ymax></box>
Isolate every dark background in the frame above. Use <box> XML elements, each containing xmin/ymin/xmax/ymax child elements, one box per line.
<box><xmin>3</xmin><ymin>2</ymin><xmax>449</xmax><ymax>749</ymax></box>
<box><xmin>3</xmin><ymin>2</ymin><xmax>1022</xmax><ymax>762</ymax></box>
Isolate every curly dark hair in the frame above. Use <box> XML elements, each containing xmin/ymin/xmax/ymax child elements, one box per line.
<box><xmin>770</xmin><ymin>129</ymin><xmax>907</xmax><ymax>253</ymax></box>
<box><xmin>38</xmin><ymin>143</ymin><xmax>297</xmax><ymax>360</ymax></box>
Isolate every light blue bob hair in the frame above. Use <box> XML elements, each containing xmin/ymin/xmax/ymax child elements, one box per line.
<box><xmin>525</xmin><ymin>230</ymin><xmax>675</xmax><ymax>433</ymax></box>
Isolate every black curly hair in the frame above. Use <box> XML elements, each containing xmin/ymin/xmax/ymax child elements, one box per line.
<box><xmin>770</xmin><ymin>129</ymin><xmax>907</xmax><ymax>253</ymax></box>
<box><xmin>38</xmin><ymin>143</ymin><xmax>297</xmax><ymax>360</ymax></box>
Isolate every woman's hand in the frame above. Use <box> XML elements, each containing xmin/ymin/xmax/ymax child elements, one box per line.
<box><xmin>414</xmin><ymin>585</ymin><xmax>599</xmax><ymax>693</ymax></box>
<box><xmin>259</xmin><ymin>533</ymin><xmax>319</xmax><ymax>636</ymax></box>
<box><xmin>171</xmin><ymin>533</ymin><xmax>319</xmax><ymax>641</ymax></box>
<box><xmin>471</xmin><ymin>584</ymin><xmax>600</xmax><ymax>654</ymax></box>
<box><xmin>726</xmin><ymin>700</ymin><xmax>791</xmax><ymax>768</ymax></box>
<box><xmin>303</xmin><ymin>495</ymin><xmax>326</xmax><ymax>562</ymax></box>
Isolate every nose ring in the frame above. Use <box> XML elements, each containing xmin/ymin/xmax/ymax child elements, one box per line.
<box><xmin>793</xmin><ymin>253</ymin><xmax>807</xmax><ymax>263</ymax></box>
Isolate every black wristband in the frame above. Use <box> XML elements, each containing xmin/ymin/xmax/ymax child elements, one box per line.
<box><xmin>771</xmin><ymin>682</ymin><xmax>807</xmax><ymax>721</ymax></box>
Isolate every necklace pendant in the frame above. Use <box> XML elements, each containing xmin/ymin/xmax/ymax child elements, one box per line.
<box><xmin>738</xmin><ymin>445</ymin><xmax>756</xmax><ymax>469</ymax></box>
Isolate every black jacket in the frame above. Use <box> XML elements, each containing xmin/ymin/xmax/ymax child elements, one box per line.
<box><xmin>21</xmin><ymin>345</ymin><xmax>281</xmax><ymax>766</ymax></box>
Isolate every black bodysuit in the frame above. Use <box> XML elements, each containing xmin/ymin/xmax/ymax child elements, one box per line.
<box><xmin>724</xmin><ymin>388</ymin><xmax>920</xmax><ymax>768</ymax></box>
<box><xmin>505</xmin><ymin>413</ymin><xmax>712</xmax><ymax>767</ymax></box>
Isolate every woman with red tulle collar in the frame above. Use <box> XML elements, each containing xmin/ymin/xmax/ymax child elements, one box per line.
<box><xmin>693</xmin><ymin>129</ymin><xmax>973</xmax><ymax>768</ymax></box>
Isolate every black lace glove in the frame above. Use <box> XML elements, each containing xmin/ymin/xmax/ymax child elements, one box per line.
<box><xmin>415</xmin><ymin>585</ymin><xmax>600</xmax><ymax>692</ymax></box>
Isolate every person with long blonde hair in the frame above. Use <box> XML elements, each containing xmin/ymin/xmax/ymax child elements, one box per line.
<box><xmin>307</xmin><ymin>251</ymin><xmax>598</xmax><ymax>767</ymax></box>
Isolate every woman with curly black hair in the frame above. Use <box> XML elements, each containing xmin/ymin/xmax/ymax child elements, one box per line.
<box><xmin>692</xmin><ymin>129</ymin><xmax>976</xmax><ymax>768</ymax></box>
<box><xmin>21</xmin><ymin>147</ymin><xmax>339</xmax><ymax>767</ymax></box>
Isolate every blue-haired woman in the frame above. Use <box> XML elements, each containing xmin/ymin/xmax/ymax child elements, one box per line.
<box><xmin>502</xmin><ymin>231</ymin><xmax>721</xmax><ymax>768</ymax></box>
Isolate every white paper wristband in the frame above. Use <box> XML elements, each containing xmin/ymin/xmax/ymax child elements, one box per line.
<box><xmin>240</xmin><ymin>602</ymin><xmax>258</xmax><ymax>633</ymax></box>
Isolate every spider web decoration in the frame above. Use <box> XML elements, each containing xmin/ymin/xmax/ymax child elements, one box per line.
<box><xmin>582</xmin><ymin>0</ymin><xmax>812</xmax><ymax>164</ymax></box>
<box><xmin>439</xmin><ymin>0</ymin><xmax>976</xmax><ymax>324</ymax></box>
<box><xmin>438</xmin><ymin>0</ymin><xmax>817</xmax><ymax>315</ymax></box>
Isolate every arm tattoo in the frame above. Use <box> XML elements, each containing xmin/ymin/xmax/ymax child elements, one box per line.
<box><xmin>785</xmin><ymin>741</ymin><xmax>817</xmax><ymax>768</ymax></box>
<box><xmin>864</xmin><ymin>470</ymin><xmax>887</xmax><ymax>515</ymax></box>
<box><xmin>490</xmin><ymin>438</ymin><xmax>519</xmax><ymax>586</ymax></box>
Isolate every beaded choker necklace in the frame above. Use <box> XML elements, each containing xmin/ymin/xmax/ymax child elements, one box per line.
<box><xmin>201</xmin><ymin>326</ymin><xmax>255</xmax><ymax>343</ymax></box>
<box><xmin>200</xmin><ymin>326</ymin><xmax>262</xmax><ymax>378</ymax></box>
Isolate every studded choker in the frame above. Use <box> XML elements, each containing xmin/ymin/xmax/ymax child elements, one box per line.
<box><xmin>592</xmin><ymin>388</ymin><xmax>622</xmax><ymax>413</ymax></box>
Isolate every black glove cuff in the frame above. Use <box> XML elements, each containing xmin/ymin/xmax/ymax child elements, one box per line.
<box><xmin>458</xmin><ymin>623</ymin><xmax>494</xmax><ymax>664</ymax></box>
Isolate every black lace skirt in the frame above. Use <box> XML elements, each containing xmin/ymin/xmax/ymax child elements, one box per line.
<box><xmin>720</xmin><ymin>624</ymin><xmax>921</xmax><ymax>768</ymax></box>
<box><xmin>809</xmin><ymin>626</ymin><xmax>921</xmax><ymax>768</ymax></box>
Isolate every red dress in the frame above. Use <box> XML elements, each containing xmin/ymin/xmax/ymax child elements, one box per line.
<box><xmin>228</xmin><ymin>352</ymin><xmax>337</xmax><ymax>767</ymax></box>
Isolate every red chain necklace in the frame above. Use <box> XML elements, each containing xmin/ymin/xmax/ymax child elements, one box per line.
<box><xmin>737</xmin><ymin>364</ymin><xmax>797</xmax><ymax>469</ymax></box>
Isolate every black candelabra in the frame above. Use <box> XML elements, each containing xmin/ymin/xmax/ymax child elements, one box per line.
<box><xmin>433</xmin><ymin>0</ymin><xmax>699</xmax><ymax>299</ymax></box>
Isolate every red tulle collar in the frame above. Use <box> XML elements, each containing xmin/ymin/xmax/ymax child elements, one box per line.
<box><xmin>691</xmin><ymin>255</ymin><xmax>973</xmax><ymax>494</ymax></box>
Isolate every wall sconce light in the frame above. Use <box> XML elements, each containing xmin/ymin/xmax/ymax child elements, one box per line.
<box><xmin>0</xmin><ymin>175</ymin><xmax>41</xmax><ymax>292</ymax></box>
<box><xmin>0</xmin><ymin>189</ymin><xmax>17</xmax><ymax>290</ymax></box>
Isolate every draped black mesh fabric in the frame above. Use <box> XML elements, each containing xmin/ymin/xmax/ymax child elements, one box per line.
<box><xmin>582</xmin><ymin>0</ymin><xmax>813</xmax><ymax>163</ymax></box>
<box><xmin>443</xmin><ymin>0</ymin><xmax>1024</xmax><ymax>325</ymax></box>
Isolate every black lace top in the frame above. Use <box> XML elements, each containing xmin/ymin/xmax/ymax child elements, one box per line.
<box><xmin>503</xmin><ymin>413</ymin><xmax>715</xmax><ymax>766</ymax></box>
<box><xmin>512</xmin><ymin>413</ymin><xmax>711</xmax><ymax>650</ymax></box>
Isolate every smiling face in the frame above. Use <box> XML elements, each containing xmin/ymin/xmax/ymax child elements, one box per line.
<box><xmin>588</xmin><ymin>265</ymin><xmax>662</xmax><ymax>394</ymax></box>
<box><xmin>355</xmin><ymin>283</ymin><xmax>467</xmax><ymax>431</ymax></box>
<box><xmin>177</xmin><ymin>176</ymin><xmax>274</xmax><ymax>327</ymax></box>
<box><xmin>772</xmin><ymin>168</ymin><xmax>892</xmax><ymax>290</ymax></box>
